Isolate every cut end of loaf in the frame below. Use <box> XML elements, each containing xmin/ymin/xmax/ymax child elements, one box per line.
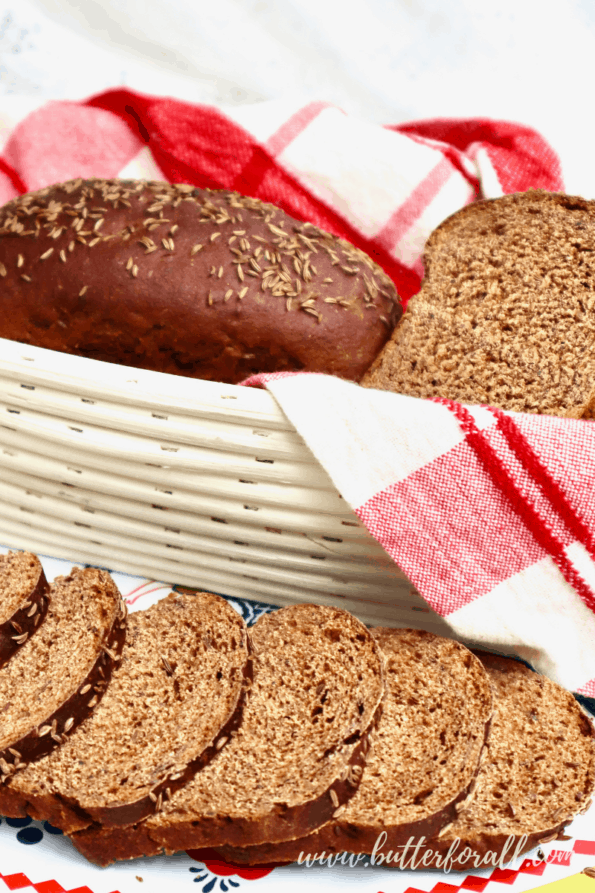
<box><xmin>362</xmin><ymin>190</ymin><xmax>595</xmax><ymax>417</ymax></box>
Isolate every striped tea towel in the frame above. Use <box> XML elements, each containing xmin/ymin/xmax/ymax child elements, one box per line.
<box><xmin>243</xmin><ymin>372</ymin><xmax>595</xmax><ymax>697</ymax></box>
<box><xmin>2</xmin><ymin>88</ymin><xmax>589</xmax><ymax>693</ymax></box>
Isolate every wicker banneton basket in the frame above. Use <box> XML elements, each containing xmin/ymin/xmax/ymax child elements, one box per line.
<box><xmin>0</xmin><ymin>337</ymin><xmax>451</xmax><ymax>634</ymax></box>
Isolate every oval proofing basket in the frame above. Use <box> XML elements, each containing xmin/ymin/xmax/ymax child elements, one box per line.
<box><xmin>0</xmin><ymin>337</ymin><xmax>451</xmax><ymax>634</ymax></box>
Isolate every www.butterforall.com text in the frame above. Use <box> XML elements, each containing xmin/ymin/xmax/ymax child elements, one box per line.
<box><xmin>298</xmin><ymin>832</ymin><xmax>532</xmax><ymax>872</ymax></box>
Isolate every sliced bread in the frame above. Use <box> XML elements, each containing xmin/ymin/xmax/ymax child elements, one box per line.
<box><xmin>0</xmin><ymin>566</ymin><xmax>126</xmax><ymax>789</ymax></box>
<box><xmin>225</xmin><ymin>651</ymin><xmax>595</xmax><ymax>870</ymax></box>
<box><xmin>362</xmin><ymin>190</ymin><xmax>595</xmax><ymax>418</ymax></box>
<box><xmin>217</xmin><ymin>627</ymin><xmax>494</xmax><ymax>865</ymax></box>
<box><xmin>1</xmin><ymin>590</ymin><xmax>249</xmax><ymax>839</ymax></box>
<box><xmin>415</xmin><ymin>652</ymin><xmax>595</xmax><ymax>869</ymax></box>
<box><xmin>0</xmin><ymin>551</ymin><xmax>49</xmax><ymax>668</ymax></box>
<box><xmin>73</xmin><ymin>603</ymin><xmax>386</xmax><ymax>865</ymax></box>
<box><xmin>146</xmin><ymin>603</ymin><xmax>384</xmax><ymax>852</ymax></box>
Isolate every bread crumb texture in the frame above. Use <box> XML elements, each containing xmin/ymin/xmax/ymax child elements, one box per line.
<box><xmin>0</xmin><ymin>552</ymin><xmax>43</xmax><ymax>626</ymax></box>
<box><xmin>362</xmin><ymin>190</ymin><xmax>595</xmax><ymax>416</ymax></box>
<box><xmin>0</xmin><ymin>178</ymin><xmax>401</xmax><ymax>382</ymax></box>
<box><xmin>215</xmin><ymin>627</ymin><xmax>494</xmax><ymax>864</ymax></box>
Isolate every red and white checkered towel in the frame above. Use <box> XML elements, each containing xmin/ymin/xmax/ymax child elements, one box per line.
<box><xmin>2</xmin><ymin>89</ymin><xmax>592</xmax><ymax>695</ymax></box>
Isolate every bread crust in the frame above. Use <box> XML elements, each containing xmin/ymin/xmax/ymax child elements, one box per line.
<box><xmin>0</xmin><ymin>552</ymin><xmax>49</xmax><ymax>669</ymax></box>
<box><xmin>0</xmin><ymin>179</ymin><xmax>401</xmax><ymax>382</ymax></box>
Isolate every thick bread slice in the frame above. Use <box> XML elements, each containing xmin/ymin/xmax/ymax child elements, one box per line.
<box><xmin>0</xmin><ymin>567</ymin><xmax>125</xmax><ymax>786</ymax></box>
<box><xmin>416</xmin><ymin>652</ymin><xmax>595</xmax><ymax>869</ymax></box>
<box><xmin>74</xmin><ymin>603</ymin><xmax>385</xmax><ymax>865</ymax></box>
<box><xmin>146</xmin><ymin>604</ymin><xmax>384</xmax><ymax>852</ymax></box>
<box><xmin>0</xmin><ymin>552</ymin><xmax>49</xmax><ymax>668</ymax></box>
<box><xmin>362</xmin><ymin>190</ymin><xmax>595</xmax><ymax>418</ymax></box>
<box><xmin>2</xmin><ymin>591</ymin><xmax>249</xmax><ymax>838</ymax></box>
<box><xmin>217</xmin><ymin>627</ymin><xmax>494</xmax><ymax>865</ymax></box>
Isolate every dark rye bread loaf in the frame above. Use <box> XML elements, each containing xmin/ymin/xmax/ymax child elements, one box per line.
<box><xmin>415</xmin><ymin>652</ymin><xmax>595</xmax><ymax>869</ymax></box>
<box><xmin>362</xmin><ymin>190</ymin><xmax>595</xmax><ymax>417</ymax></box>
<box><xmin>216</xmin><ymin>627</ymin><xmax>494</xmax><ymax>865</ymax></box>
<box><xmin>1</xmin><ymin>591</ymin><xmax>249</xmax><ymax>839</ymax></box>
<box><xmin>0</xmin><ymin>567</ymin><xmax>125</xmax><ymax>787</ymax></box>
<box><xmin>0</xmin><ymin>179</ymin><xmax>401</xmax><ymax>382</ymax></box>
<box><xmin>71</xmin><ymin>603</ymin><xmax>385</xmax><ymax>865</ymax></box>
<box><xmin>0</xmin><ymin>551</ymin><xmax>49</xmax><ymax>668</ymax></box>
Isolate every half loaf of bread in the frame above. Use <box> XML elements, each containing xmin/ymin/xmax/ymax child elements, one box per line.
<box><xmin>1</xmin><ymin>590</ymin><xmax>250</xmax><ymax>839</ymax></box>
<box><xmin>0</xmin><ymin>551</ymin><xmax>49</xmax><ymax>668</ymax></box>
<box><xmin>216</xmin><ymin>627</ymin><xmax>493</xmax><ymax>865</ymax></box>
<box><xmin>362</xmin><ymin>190</ymin><xmax>595</xmax><ymax>417</ymax></box>
<box><xmin>71</xmin><ymin>603</ymin><xmax>385</xmax><ymax>865</ymax></box>
<box><xmin>0</xmin><ymin>566</ymin><xmax>125</xmax><ymax>787</ymax></box>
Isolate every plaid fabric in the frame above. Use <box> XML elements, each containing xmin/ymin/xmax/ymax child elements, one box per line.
<box><xmin>1</xmin><ymin>88</ymin><xmax>587</xmax><ymax>691</ymax></box>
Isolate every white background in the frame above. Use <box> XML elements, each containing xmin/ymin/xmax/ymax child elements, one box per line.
<box><xmin>1</xmin><ymin>0</ymin><xmax>595</xmax><ymax>197</ymax></box>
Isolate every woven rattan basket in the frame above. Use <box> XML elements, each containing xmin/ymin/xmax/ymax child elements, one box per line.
<box><xmin>0</xmin><ymin>337</ymin><xmax>451</xmax><ymax>633</ymax></box>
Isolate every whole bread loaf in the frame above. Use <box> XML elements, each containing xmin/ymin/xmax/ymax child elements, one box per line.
<box><xmin>2</xmin><ymin>590</ymin><xmax>249</xmax><ymax>837</ymax></box>
<box><xmin>0</xmin><ymin>179</ymin><xmax>401</xmax><ymax>382</ymax></box>
<box><xmin>362</xmin><ymin>190</ymin><xmax>595</xmax><ymax>417</ymax></box>
<box><xmin>0</xmin><ymin>551</ymin><xmax>49</xmax><ymax>668</ymax></box>
<box><xmin>216</xmin><ymin>627</ymin><xmax>493</xmax><ymax>865</ymax></box>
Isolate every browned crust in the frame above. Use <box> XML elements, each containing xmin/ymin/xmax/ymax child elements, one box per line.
<box><xmin>0</xmin><ymin>564</ymin><xmax>49</xmax><ymax>669</ymax></box>
<box><xmin>70</xmin><ymin>823</ymin><xmax>164</xmax><ymax>867</ymax></box>
<box><xmin>0</xmin><ymin>179</ymin><xmax>402</xmax><ymax>383</ymax></box>
<box><xmin>150</xmin><ymin>701</ymin><xmax>383</xmax><ymax>854</ymax></box>
<box><xmin>0</xmin><ymin>598</ymin><xmax>127</xmax><ymax>789</ymax></box>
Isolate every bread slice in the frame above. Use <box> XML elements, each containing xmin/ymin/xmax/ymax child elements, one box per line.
<box><xmin>1</xmin><ymin>590</ymin><xmax>249</xmax><ymax>840</ymax></box>
<box><xmin>0</xmin><ymin>566</ymin><xmax>125</xmax><ymax>786</ymax></box>
<box><xmin>416</xmin><ymin>652</ymin><xmax>595</xmax><ymax>869</ymax></box>
<box><xmin>0</xmin><ymin>551</ymin><xmax>49</xmax><ymax>668</ymax></box>
<box><xmin>362</xmin><ymin>190</ymin><xmax>595</xmax><ymax>417</ymax></box>
<box><xmin>216</xmin><ymin>627</ymin><xmax>494</xmax><ymax>865</ymax></box>
<box><xmin>72</xmin><ymin>603</ymin><xmax>385</xmax><ymax>865</ymax></box>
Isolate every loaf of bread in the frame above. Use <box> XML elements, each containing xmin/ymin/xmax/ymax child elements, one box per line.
<box><xmin>1</xmin><ymin>590</ymin><xmax>249</xmax><ymax>836</ymax></box>
<box><xmin>216</xmin><ymin>627</ymin><xmax>494</xmax><ymax>865</ymax></box>
<box><xmin>0</xmin><ymin>179</ymin><xmax>401</xmax><ymax>383</ymax></box>
<box><xmin>0</xmin><ymin>567</ymin><xmax>126</xmax><ymax>785</ymax></box>
<box><xmin>0</xmin><ymin>551</ymin><xmax>49</xmax><ymax>669</ymax></box>
<box><xmin>362</xmin><ymin>190</ymin><xmax>595</xmax><ymax>417</ymax></box>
